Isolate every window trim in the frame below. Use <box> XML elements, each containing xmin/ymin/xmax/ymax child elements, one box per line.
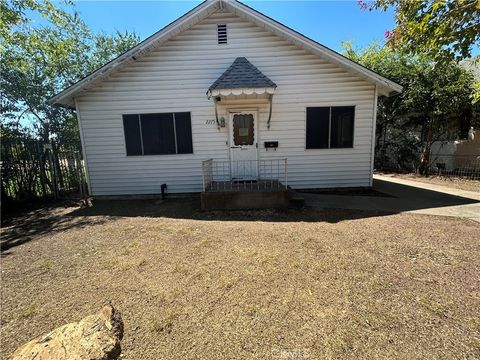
<box><xmin>305</xmin><ymin>105</ymin><xmax>356</xmax><ymax>150</ymax></box>
<box><xmin>122</xmin><ymin>111</ymin><xmax>194</xmax><ymax>157</ymax></box>
<box><xmin>172</xmin><ymin>112</ymin><xmax>178</xmax><ymax>154</ymax></box>
<box><xmin>138</xmin><ymin>114</ymin><xmax>144</xmax><ymax>155</ymax></box>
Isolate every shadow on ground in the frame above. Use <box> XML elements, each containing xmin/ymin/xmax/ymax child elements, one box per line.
<box><xmin>1</xmin><ymin>201</ymin><xmax>109</xmax><ymax>254</ymax></box>
<box><xmin>300</xmin><ymin>179</ymin><xmax>479</xmax><ymax>214</ymax></box>
<box><xmin>69</xmin><ymin>179</ymin><xmax>479</xmax><ymax>221</ymax></box>
<box><xmin>373</xmin><ymin>179</ymin><xmax>479</xmax><ymax>208</ymax></box>
<box><xmin>2</xmin><ymin>179</ymin><xmax>478</xmax><ymax>254</ymax></box>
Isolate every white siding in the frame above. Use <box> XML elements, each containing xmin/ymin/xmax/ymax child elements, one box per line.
<box><xmin>77</xmin><ymin>10</ymin><xmax>376</xmax><ymax>196</ymax></box>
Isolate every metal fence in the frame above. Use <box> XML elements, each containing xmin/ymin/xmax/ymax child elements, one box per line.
<box><xmin>1</xmin><ymin>140</ymin><xmax>87</xmax><ymax>203</ymax></box>
<box><xmin>428</xmin><ymin>154</ymin><xmax>480</xmax><ymax>180</ymax></box>
<box><xmin>201</xmin><ymin>158</ymin><xmax>288</xmax><ymax>192</ymax></box>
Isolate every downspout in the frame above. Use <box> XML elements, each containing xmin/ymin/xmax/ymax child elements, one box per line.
<box><xmin>267</xmin><ymin>94</ymin><xmax>273</xmax><ymax>129</ymax></box>
<box><xmin>213</xmin><ymin>96</ymin><xmax>221</xmax><ymax>130</ymax></box>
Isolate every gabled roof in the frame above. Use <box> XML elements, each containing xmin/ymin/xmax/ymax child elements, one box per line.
<box><xmin>50</xmin><ymin>0</ymin><xmax>402</xmax><ymax>107</ymax></box>
<box><xmin>209</xmin><ymin>57</ymin><xmax>276</xmax><ymax>90</ymax></box>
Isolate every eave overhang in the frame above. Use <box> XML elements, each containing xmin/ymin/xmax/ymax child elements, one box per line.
<box><xmin>49</xmin><ymin>0</ymin><xmax>403</xmax><ymax>108</ymax></box>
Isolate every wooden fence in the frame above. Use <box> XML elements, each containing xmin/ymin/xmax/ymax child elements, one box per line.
<box><xmin>1</xmin><ymin>140</ymin><xmax>87</xmax><ymax>204</ymax></box>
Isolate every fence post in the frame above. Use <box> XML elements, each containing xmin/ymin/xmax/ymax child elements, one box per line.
<box><xmin>76</xmin><ymin>151</ymin><xmax>89</xmax><ymax>203</ymax></box>
<box><xmin>53</xmin><ymin>142</ymin><xmax>65</xmax><ymax>191</ymax></box>
<box><xmin>36</xmin><ymin>141</ymin><xmax>48</xmax><ymax>198</ymax></box>
<box><xmin>47</xmin><ymin>148</ymin><xmax>59</xmax><ymax>200</ymax></box>
<box><xmin>74</xmin><ymin>151</ymin><xmax>84</xmax><ymax>199</ymax></box>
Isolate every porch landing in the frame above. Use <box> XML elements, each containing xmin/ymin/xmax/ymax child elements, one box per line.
<box><xmin>201</xmin><ymin>180</ymin><xmax>290</xmax><ymax>210</ymax></box>
<box><xmin>205</xmin><ymin>180</ymin><xmax>285</xmax><ymax>192</ymax></box>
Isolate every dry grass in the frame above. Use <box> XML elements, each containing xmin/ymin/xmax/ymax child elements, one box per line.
<box><xmin>380</xmin><ymin>172</ymin><xmax>480</xmax><ymax>192</ymax></box>
<box><xmin>1</xmin><ymin>199</ymin><xmax>479</xmax><ymax>359</ymax></box>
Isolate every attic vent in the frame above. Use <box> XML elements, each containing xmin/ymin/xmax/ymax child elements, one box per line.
<box><xmin>217</xmin><ymin>24</ymin><xmax>227</xmax><ymax>44</ymax></box>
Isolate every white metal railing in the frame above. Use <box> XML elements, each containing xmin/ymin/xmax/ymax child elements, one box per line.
<box><xmin>201</xmin><ymin>158</ymin><xmax>288</xmax><ymax>192</ymax></box>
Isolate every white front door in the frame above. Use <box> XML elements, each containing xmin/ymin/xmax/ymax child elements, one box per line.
<box><xmin>229</xmin><ymin>111</ymin><xmax>258</xmax><ymax>180</ymax></box>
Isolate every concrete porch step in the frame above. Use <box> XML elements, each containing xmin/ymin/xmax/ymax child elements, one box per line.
<box><xmin>287</xmin><ymin>187</ymin><xmax>305</xmax><ymax>208</ymax></box>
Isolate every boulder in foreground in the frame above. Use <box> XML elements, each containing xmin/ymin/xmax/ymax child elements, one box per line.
<box><xmin>11</xmin><ymin>305</ymin><xmax>123</xmax><ymax>360</ymax></box>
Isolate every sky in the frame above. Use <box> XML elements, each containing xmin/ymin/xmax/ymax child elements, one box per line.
<box><xmin>68</xmin><ymin>0</ymin><xmax>396</xmax><ymax>53</ymax></box>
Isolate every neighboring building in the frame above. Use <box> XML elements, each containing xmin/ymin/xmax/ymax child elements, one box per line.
<box><xmin>51</xmin><ymin>0</ymin><xmax>402</xmax><ymax>197</ymax></box>
<box><xmin>431</xmin><ymin>129</ymin><xmax>480</xmax><ymax>173</ymax></box>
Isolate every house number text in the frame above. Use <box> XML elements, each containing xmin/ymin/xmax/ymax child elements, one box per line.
<box><xmin>205</xmin><ymin>119</ymin><xmax>216</xmax><ymax>125</ymax></box>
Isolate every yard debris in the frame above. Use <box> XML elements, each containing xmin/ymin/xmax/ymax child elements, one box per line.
<box><xmin>10</xmin><ymin>305</ymin><xmax>123</xmax><ymax>360</ymax></box>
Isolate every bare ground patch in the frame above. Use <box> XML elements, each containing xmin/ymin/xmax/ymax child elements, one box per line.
<box><xmin>1</xmin><ymin>199</ymin><xmax>479</xmax><ymax>359</ymax></box>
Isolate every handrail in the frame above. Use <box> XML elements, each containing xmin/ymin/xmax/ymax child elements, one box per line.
<box><xmin>201</xmin><ymin>159</ymin><xmax>214</xmax><ymax>192</ymax></box>
<box><xmin>201</xmin><ymin>158</ymin><xmax>287</xmax><ymax>192</ymax></box>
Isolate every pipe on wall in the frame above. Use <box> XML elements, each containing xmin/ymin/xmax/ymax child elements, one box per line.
<box><xmin>267</xmin><ymin>94</ymin><xmax>274</xmax><ymax>129</ymax></box>
<box><xmin>214</xmin><ymin>97</ymin><xmax>221</xmax><ymax>130</ymax></box>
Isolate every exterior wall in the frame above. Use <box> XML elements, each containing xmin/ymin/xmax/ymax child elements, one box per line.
<box><xmin>77</xmin><ymin>10</ymin><xmax>376</xmax><ymax>196</ymax></box>
<box><xmin>431</xmin><ymin>130</ymin><xmax>480</xmax><ymax>170</ymax></box>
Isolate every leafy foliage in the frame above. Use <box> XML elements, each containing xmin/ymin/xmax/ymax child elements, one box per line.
<box><xmin>343</xmin><ymin>42</ymin><xmax>477</xmax><ymax>172</ymax></box>
<box><xmin>361</xmin><ymin>0</ymin><xmax>480</xmax><ymax>63</ymax></box>
<box><xmin>1</xmin><ymin>0</ymin><xmax>140</xmax><ymax>146</ymax></box>
<box><xmin>360</xmin><ymin>0</ymin><xmax>480</xmax><ymax>102</ymax></box>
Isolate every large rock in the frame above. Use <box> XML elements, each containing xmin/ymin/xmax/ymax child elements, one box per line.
<box><xmin>11</xmin><ymin>305</ymin><xmax>124</xmax><ymax>360</ymax></box>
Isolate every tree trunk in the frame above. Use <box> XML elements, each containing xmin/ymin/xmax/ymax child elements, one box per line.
<box><xmin>418</xmin><ymin>119</ymin><xmax>434</xmax><ymax>175</ymax></box>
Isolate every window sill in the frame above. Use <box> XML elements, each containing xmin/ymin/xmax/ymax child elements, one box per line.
<box><xmin>126</xmin><ymin>153</ymin><xmax>194</xmax><ymax>157</ymax></box>
<box><xmin>305</xmin><ymin>147</ymin><xmax>355</xmax><ymax>151</ymax></box>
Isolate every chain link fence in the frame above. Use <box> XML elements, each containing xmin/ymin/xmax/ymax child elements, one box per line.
<box><xmin>428</xmin><ymin>154</ymin><xmax>480</xmax><ymax>180</ymax></box>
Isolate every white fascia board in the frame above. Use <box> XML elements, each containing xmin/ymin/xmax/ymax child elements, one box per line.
<box><xmin>225</xmin><ymin>1</ymin><xmax>403</xmax><ymax>95</ymax></box>
<box><xmin>49</xmin><ymin>0</ymin><xmax>219</xmax><ymax>107</ymax></box>
<box><xmin>51</xmin><ymin>0</ymin><xmax>402</xmax><ymax>107</ymax></box>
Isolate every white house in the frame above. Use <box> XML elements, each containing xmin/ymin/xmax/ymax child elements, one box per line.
<box><xmin>51</xmin><ymin>0</ymin><xmax>402</xmax><ymax>197</ymax></box>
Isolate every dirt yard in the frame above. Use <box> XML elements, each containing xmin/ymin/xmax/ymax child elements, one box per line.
<box><xmin>1</xmin><ymin>199</ymin><xmax>479</xmax><ymax>359</ymax></box>
<box><xmin>378</xmin><ymin>172</ymin><xmax>480</xmax><ymax>193</ymax></box>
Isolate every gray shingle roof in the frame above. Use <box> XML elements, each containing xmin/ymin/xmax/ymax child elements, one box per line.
<box><xmin>209</xmin><ymin>57</ymin><xmax>276</xmax><ymax>90</ymax></box>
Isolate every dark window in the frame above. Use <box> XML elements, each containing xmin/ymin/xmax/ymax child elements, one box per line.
<box><xmin>233</xmin><ymin>114</ymin><xmax>254</xmax><ymax>145</ymax></box>
<box><xmin>141</xmin><ymin>113</ymin><xmax>175</xmax><ymax>155</ymax></box>
<box><xmin>217</xmin><ymin>24</ymin><xmax>227</xmax><ymax>44</ymax></box>
<box><xmin>122</xmin><ymin>112</ymin><xmax>193</xmax><ymax>156</ymax></box>
<box><xmin>174</xmin><ymin>112</ymin><xmax>194</xmax><ymax>154</ymax></box>
<box><xmin>306</xmin><ymin>107</ymin><xmax>329</xmax><ymax>149</ymax></box>
<box><xmin>331</xmin><ymin>107</ymin><xmax>354</xmax><ymax>148</ymax></box>
<box><xmin>306</xmin><ymin>106</ymin><xmax>354</xmax><ymax>149</ymax></box>
<box><xmin>123</xmin><ymin>115</ymin><xmax>142</xmax><ymax>156</ymax></box>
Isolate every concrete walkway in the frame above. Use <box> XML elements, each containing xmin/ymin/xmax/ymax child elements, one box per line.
<box><xmin>303</xmin><ymin>174</ymin><xmax>480</xmax><ymax>223</ymax></box>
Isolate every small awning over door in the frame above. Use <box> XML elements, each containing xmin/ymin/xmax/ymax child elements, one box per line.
<box><xmin>207</xmin><ymin>57</ymin><xmax>276</xmax><ymax>98</ymax></box>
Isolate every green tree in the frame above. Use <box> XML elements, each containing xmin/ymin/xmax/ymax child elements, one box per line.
<box><xmin>343</xmin><ymin>42</ymin><xmax>477</xmax><ymax>173</ymax></box>
<box><xmin>1</xmin><ymin>0</ymin><xmax>140</xmax><ymax>147</ymax></box>
<box><xmin>360</xmin><ymin>0</ymin><xmax>480</xmax><ymax>101</ymax></box>
<box><xmin>361</xmin><ymin>0</ymin><xmax>480</xmax><ymax>63</ymax></box>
